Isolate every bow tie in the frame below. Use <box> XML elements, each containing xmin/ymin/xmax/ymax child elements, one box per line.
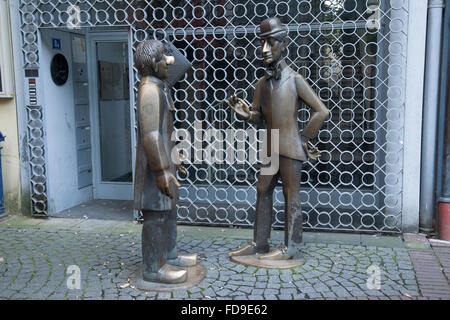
<box><xmin>265</xmin><ymin>64</ymin><xmax>282</xmax><ymax>80</ymax></box>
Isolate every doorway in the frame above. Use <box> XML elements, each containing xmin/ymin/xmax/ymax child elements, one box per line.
<box><xmin>88</xmin><ymin>32</ymin><xmax>135</xmax><ymax>200</ymax></box>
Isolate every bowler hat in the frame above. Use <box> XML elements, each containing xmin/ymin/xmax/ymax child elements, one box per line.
<box><xmin>259</xmin><ymin>17</ymin><xmax>287</xmax><ymax>38</ymax></box>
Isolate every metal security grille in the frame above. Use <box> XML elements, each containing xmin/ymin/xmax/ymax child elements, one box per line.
<box><xmin>19</xmin><ymin>0</ymin><xmax>408</xmax><ymax>233</ymax></box>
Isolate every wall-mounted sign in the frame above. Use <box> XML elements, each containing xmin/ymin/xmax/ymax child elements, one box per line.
<box><xmin>52</xmin><ymin>38</ymin><xmax>61</xmax><ymax>50</ymax></box>
<box><xmin>25</xmin><ymin>69</ymin><xmax>39</xmax><ymax>78</ymax></box>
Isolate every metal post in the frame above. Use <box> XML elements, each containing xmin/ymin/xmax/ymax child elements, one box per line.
<box><xmin>0</xmin><ymin>131</ymin><xmax>6</xmax><ymax>220</ymax></box>
<box><xmin>436</xmin><ymin>0</ymin><xmax>450</xmax><ymax>239</ymax></box>
<box><xmin>420</xmin><ymin>0</ymin><xmax>446</xmax><ymax>233</ymax></box>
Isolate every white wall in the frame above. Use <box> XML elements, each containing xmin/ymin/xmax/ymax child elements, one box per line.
<box><xmin>40</xmin><ymin>29</ymin><xmax>92</xmax><ymax>213</ymax></box>
<box><xmin>0</xmin><ymin>0</ymin><xmax>21</xmax><ymax>214</ymax></box>
<box><xmin>402</xmin><ymin>0</ymin><xmax>429</xmax><ymax>232</ymax></box>
<box><xmin>0</xmin><ymin>96</ymin><xmax>21</xmax><ymax>214</ymax></box>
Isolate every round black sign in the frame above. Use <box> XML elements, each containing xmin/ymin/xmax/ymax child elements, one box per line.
<box><xmin>50</xmin><ymin>53</ymin><xmax>69</xmax><ymax>86</ymax></box>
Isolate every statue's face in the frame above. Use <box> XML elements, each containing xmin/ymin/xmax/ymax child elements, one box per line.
<box><xmin>261</xmin><ymin>36</ymin><xmax>285</xmax><ymax>66</ymax></box>
<box><xmin>155</xmin><ymin>54</ymin><xmax>174</xmax><ymax>79</ymax></box>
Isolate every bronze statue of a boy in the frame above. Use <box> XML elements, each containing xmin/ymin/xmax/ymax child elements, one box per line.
<box><xmin>227</xmin><ymin>17</ymin><xmax>330</xmax><ymax>260</ymax></box>
<box><xmin>134</xmin><ymin>40</ymin><xmax>197</xmax><ymax>283</ymax></box>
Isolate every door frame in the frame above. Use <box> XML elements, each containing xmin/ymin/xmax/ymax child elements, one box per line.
<box><xmin>87</xmin><ymin>30</ymin><xmax>135</xmax><ymax>200</ymax></box>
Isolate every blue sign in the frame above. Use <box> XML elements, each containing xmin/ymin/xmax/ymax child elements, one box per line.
<box><xmin>52</xmin><ymin>38</ymin><xmax>61</xmax><ymax>49</ymax></box>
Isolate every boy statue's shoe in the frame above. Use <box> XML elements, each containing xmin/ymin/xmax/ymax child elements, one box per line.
<box><xmin>228</xmin><ymin>242</ymin><xmax>269</xmax><ymax>257</ymax></box>
<box><xmin>143</xmin><ymin>264</ymin><xmax>187</xmax><ymax>284</ymax></box>
<box><xmin>258</xmin><ymin>246</ymin><xmax>300</xmax><ymax>260</ymax></box>
<box><xmin>167</xmin><ymin>253</ymin><xmax>198</xmax><ymax>267</ymax></box>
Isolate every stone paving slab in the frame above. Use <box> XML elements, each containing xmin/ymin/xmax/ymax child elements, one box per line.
<box><xmin>0</xmin><ymin>215</ymin><xmax>449</xmax><ymax>300</ymax></box>
<box><xmin>361</xmin><ymin>234</ymin><xmax>404</xmax><ymax>248</ymax></box>
<box><xmin>0</xmin><ymin>216</ymin><xmax>403</xmax><ymax>247</ymax></box>
<box><xmin>403</xmin><ymin>235</ymin><xmax>450</xmax><ymax>300</ymax></box>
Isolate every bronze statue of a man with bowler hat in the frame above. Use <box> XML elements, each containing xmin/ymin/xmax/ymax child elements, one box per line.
<box><xmin>227</xmin><ymin>17</ymin><xmax>330</xmax><ymax>260</ymax></box>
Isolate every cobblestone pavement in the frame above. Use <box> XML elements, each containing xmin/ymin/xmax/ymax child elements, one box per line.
<box><xmin>0</xmin><ymin>217</ymin><xmax>449</xmax><ymax>300</ymax></box>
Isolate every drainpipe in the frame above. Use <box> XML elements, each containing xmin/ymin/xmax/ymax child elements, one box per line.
<box><xmin>436</xmin><ymin>0</ymin><xmax>450</xmax><ymax>240</ymax></box>
<box><xmin>419</xmin><ymin>0</ymin><xmax>446</xmax><ymax>234</ymax></box>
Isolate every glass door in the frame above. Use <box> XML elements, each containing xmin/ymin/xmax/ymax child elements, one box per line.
<box><xmin>89</xmin><ymin>32</ymin><xmax>134</xmax><ymax>200</ymax></box>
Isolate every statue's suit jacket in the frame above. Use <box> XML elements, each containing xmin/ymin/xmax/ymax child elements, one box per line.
<box><xmin>134</xmin><ymin>76</ymin><xmax>177</xmax><ymax>212</ymax></box>
<box><xmin>249</xmin><ymin>65</ymin><xmax>327</xmax><ymax>162</ymax></box>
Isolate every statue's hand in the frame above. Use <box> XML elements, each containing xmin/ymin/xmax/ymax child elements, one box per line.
<box><xmin>177</xmin><ymin>164</ymin><xmax>187</xmax><ymax>175</ymax></box>
<box><xmin>301</xmin><ymin>136</ymin><xmax>320</xmax><ymax>161</ymax></box>
<box><xmin>155</xmin><ymin>170</ymin><xmax>181</xmax><ymax>199</ymax></box>
<box><xmin>176</xmin><ymin>152</ymin><xmax>187</xmax><ymax>175</ymax></box>
<box><xmin>226</xmin><ymin>95</ymin><xmax>250</xmax><ymax>120</ymax></box>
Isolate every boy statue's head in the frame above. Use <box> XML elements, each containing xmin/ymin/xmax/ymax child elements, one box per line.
<box><xmin>134</xmin><ymin>39</ymin><xmax>174</xmax><ymax>79</ymax></box>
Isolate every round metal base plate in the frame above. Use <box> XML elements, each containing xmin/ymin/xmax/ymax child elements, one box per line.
<box><xmin>129</xmin><ymin>263</ymin><xmax>207</xmax><ymax>292</ymax></box>
<box><xmin>230</xmin><ymin>254</ymin><xmax>304</xmax><ymax>269</ymax></box>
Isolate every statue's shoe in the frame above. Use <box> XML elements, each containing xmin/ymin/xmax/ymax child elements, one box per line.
<box><xmin>167</xmin><ymin>253</ymin><xmax>198</xmax><ymax>267</ymax></box>
<box><xmin>143</xmin><ymin>264</ymin><xmax>187</xmax><ymax>284</ymax></box>
<box><xmin>228</xmin><ymin>242</ymin><xmax>269</xmax><ymax>257</ymax></box>
<box><xmin>258</xmin><ymin>246</ymin><xmax>300</xmax><ymax>260</ymax></box>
